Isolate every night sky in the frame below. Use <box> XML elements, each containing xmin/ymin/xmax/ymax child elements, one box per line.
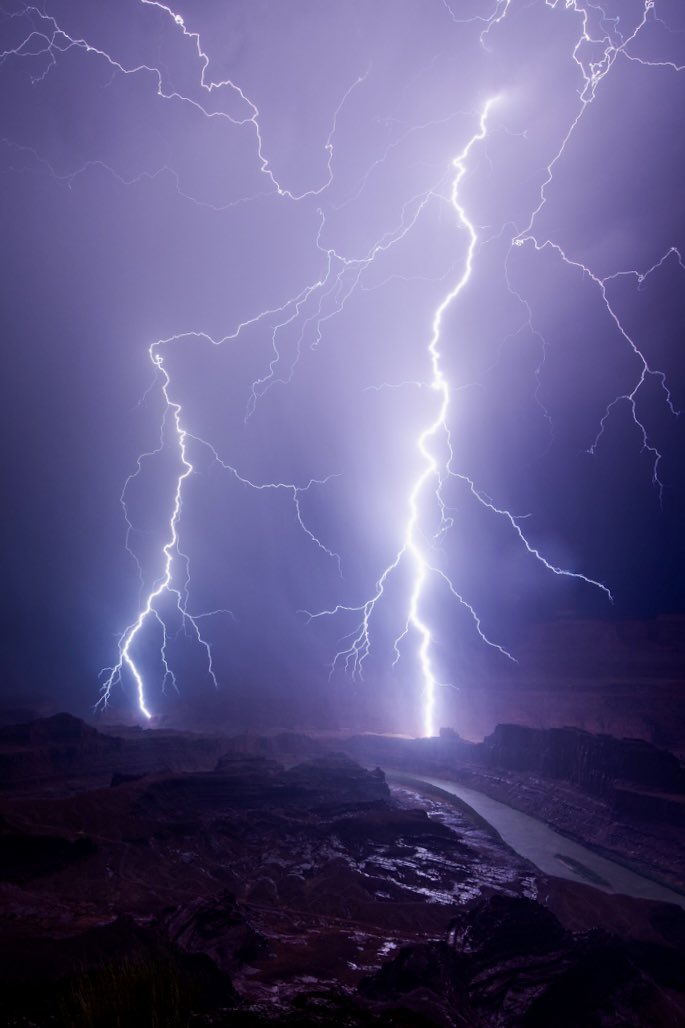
<box><xmin>2</xmin><ymin>0</ymin><xmax>684</xmax><ymax>733</ymax></box>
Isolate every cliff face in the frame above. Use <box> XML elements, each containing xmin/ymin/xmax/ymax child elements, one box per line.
<box><xmin>0</xmin><ymin>714</ymin><xmax>226</xmax><ymax>793</ymax></box>
<box><xmin>339</xmin><ymin>724</ymin><xmax>685</xmax><ymax>800</ymax></box>
<box><xmin>445</xmin><ymin>615</ymin><xmax>685</xmax><ymax>752</ymax></box>
<box><xmin>0</xmin><ymin>749</ymin><xmax>539</xmax><ymax>1026</ymax></box>
<box><xmin>2</xmin><ymin>716</ymin><xmax>685</xmax><ymax>1025</ymax></box>
<box><xmin>478</xmin><ymin>724</ymin><xmax>685</xmax><ymax>831</ymax></box>
<box><xmin>481</xmin><ymin>724</ymin><xmax>685</xmax><ymax>799</ymax></box>
<box><xmin>3</xmin><ymin>737</ymin><xmax>684</xmax><ymax>1027</ymax></box>
<box><xmin>0</xmin><ymin>714</ymin><xmax>123</xmax><ymax>789</ymax></box>
<box><xmin>336</xmin><ymin>725</ymin><xmax>685</xmax><ymax>886</ymax></box>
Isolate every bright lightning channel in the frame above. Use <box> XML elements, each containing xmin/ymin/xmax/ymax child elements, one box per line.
<box><xmin>98</xmin><ymin>347</ymin><xmax>210</xmax><ymax>720</ymax></box>
<box><xmin>98</xmin><ymin>341</ymin><xmax>341</xmax><ymax>719</ymax></box>
<box><xmin>307</xmin><ymin>101</ymin><xmax>517</xmax><ymax>739</ymax></box>
<box><xmin>5</xmin><ymin>0</ymin><xmax>680</xmax><ymax>732</ymax></box>
<box><xmin>306</xmin><ymin>71</ymin><xmax>631</xmax><ymax>736</ymax></box>
<box><xmin>409</xmin><ymin>99</ymin><xmax>501</xmax><ymax>739</ymax></box>
<box><xmin>310</xmin><ymin>0</ymin><xmax>681</xmax><ymax>738</ymax></box>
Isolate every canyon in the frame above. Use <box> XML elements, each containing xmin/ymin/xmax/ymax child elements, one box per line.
<box><xmin>1</xmin><ymin>714</ymin><xmax>684</xmax><ymax>1025</ymax></box>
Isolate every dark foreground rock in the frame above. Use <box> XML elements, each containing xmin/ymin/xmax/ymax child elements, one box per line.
<box><xmin>0</xmin><ymin>824</ymin><xmax>95</xmax><ymax>883</ymax></box>
<box><xmin>3</xmin><ymin>916</ymin><xmax>236</xmax><ymax>1027</ymax></box>
<box><xmin>359</xmin><ymin>895</ymin><xmax>685</xmax><ymax>1027</ymax></box>
<box><xmin>0</xmin><ymin>750</ymin><xmax>533</xmax><ymax>1025</ymax></box>
<box><xmin>2</xmin><ymin>728</ymin><xmax>684</xmax><ymax>1026</ymax></box>
<box><xmin>165</xmin><ymin>889</ymin><xmax>267</xmax><ymax>971</ymax></box>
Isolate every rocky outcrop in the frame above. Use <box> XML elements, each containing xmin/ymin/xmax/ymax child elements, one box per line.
<box><xmin>333</xmin><ymin>726</ymin><xmax>685</xmax><ymax>887</ymax></box>
<box><xmin>166</xmin><ymin>889</ymin><xmax>266</xmax><ymax>971</ymax></box>
<box><xmin>0</xmin><ymin>713</ymin><xmax>123</xmax><ymax>788</ymax></box>
<box><xmin>338</xmin><ymin>722</ymin><xmax>685</xmax><ymax>807</ymax></box>
<box><xmin>0</xmin><ymin>747</ymin><xmax>537</xmax><ymax>1024</ymax></box>
<box><xmin>612</xmin><ymin>784</ymin><xmax>685</xmax><ymax>827</ymax></box>
<box><xmin>0</xmin><ymin>825</ymin><xmax>95</xmax><ymax>883</ymax></box>
<box><xmin>220</xmin><ymin>731</ymin><xmax>325</xmax><ymax>764</ymax></box>
<box><xmin>474</xmin><ymin>724</ymin><xmax>685</xmax><ymax>841</ymax></box>
<box><xmin>3</xmin><ymin>726</ymin><xmax>685</xmax><ymax>1026</ymax></box>
<box><xmin>135</xmin><ymin>753</ymin><xmax>390</xmax><ymax>821</ymax></box>
<box><xmin>439</xmin><ymin>615</ymin><xmax>685</xmax><ymax>750</ymax></box>
<box><xmin>3</xmin><ymin>915</ymin><xmax>237</xmax><ymax>1027</ymax></box>
<box><xmin>0</xmin><ymin>713</ymin><xmax>228</xmax><ymax>793</ymax></box>
<box><xmin>359</xmin><ymin>894</ymin><xmax>685</xmax><ymax>1027</ymax></box>
<box><xmin>481</xmin><ymin>723</ymin><xmax>685</xmax><ymax>798</ymax></box>
<box><xmin>281</xmin><ymin>753</ymin><xmax>390</xmax><ymax>811</ymax></box>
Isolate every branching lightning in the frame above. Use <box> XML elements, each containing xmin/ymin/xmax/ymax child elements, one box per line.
<box><xmin>98</xmin><ymin>340</ymin><xmax>342</xmax><ymax>718</ymax></box>
<box><xmin>304</xmin><ymin>93</ymin><xmax>612</xmax><ymax>737</ymax></box>
<box><xmin>306</xmin><ymin>0</ymin><xmax>683</xmax><ymax>736</ymax></box>
<box><xmin>98</xmin><ymin>347</ymin><xmax>218</xmax><ymax>719</ymax></box>
<box><xmin>511</xmin><ymin>1</ymin><xmax>684</xmax><ymax>500</ymax></box>
<box><xmin>2</xmin><ymin>0</ymin><xmax>682</xmax><ymax>730</ymax></box>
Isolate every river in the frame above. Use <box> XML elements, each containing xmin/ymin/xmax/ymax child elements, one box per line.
<box><xmin>391</xmin><ymin>772</ymin><xmax>685</xmax><ymax>909</ymax></box>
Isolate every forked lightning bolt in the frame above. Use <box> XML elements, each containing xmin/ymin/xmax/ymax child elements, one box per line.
<box><xmin>98</xmin><ymin>342</ymin><xmax>341</xmax><ymax>718</ymax></box>
<box><xmin>308</xmin><ymin>0</ymin><xmax>682</xmax><ymax>736</ymax></box>
<box><xmin>305</xmin><ymin>97</ymin><xmax>611</xmax><ymax>738</ymax></box>
<box><xmin>2</xmin><ymin>1</ymin><xmax>681</xmax><ymax>730</ymax></box>
<box><xmin>98</xmin><ymin>348</ymin><xmax>216</xmax><ymax>720</ymax></box>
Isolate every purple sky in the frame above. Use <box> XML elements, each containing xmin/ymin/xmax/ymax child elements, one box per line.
<box><xmin>2</xmin><ymin>0</ymin><xmax>684</xmax><ymax>733</ymax></box>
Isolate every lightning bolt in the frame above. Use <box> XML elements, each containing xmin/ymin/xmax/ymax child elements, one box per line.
<box><xmin>305</xmin><ymin>0</ymin><xmax>683</xmax><ymax>735</ymax></box>
<box><xmin>3</xmin><ymin>1</ymin><xmax>681</xmax><ymax>732</ymax></box>
<box><xmin>98</xmin><ymin>340</ymin><xmax>341</xmax><ymax>719</ymax></box>
<box><xmin>98</xmin><ymin>347</ymin><xmax>219</xmax><ymax>720</ymax></box>
<box><xmin>0</xmin><ymin>2</ymin><xmax>361</xmax><ymax>718</ymax></box>
<box><xmin>305</xmin><ymin>94</ymin><xmax>613</xmax><ymax>738</ymax></box>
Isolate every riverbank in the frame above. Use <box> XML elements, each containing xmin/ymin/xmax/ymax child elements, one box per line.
<box><xmin>390</xmin><ymin>772</ymin><xmax>685</xmax><ymax>909</ymax></box>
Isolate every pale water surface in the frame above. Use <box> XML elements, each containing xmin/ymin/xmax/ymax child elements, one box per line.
<box><xmin>392</xmin><ymin>773</ymin><xmax>685</xmax><ymax>910</ymax></box>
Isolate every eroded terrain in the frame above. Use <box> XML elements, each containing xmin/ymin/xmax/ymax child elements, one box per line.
<box><xmin>2</xmin><ymin>718</ymin><xmax>685</xmax><ymax>1025</ymax></box>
